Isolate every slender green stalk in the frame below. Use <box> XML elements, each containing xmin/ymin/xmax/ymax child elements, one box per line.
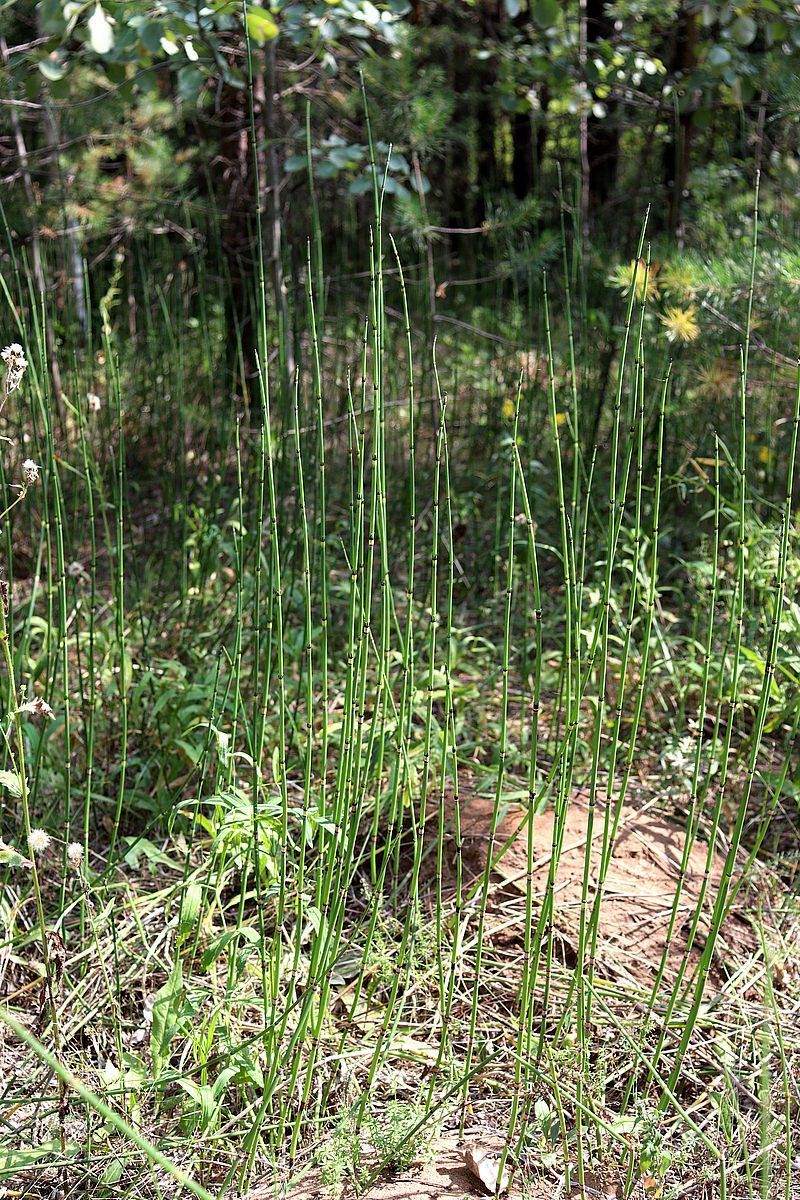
<box><xmin>0</xmin><ymin>1005</ymin><xmax>217</xmax><ymax>1200</ymax></box>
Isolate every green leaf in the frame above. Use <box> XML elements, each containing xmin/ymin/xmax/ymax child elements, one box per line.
<box><xmin>139</xmin><ymin>21</ymin><xmax>164</xmax><ymax>53</ymax></box>
<box><xmin>0</xmin><ymin>839</ymin><xmax>30</xmax><ymax>870</ymax></box>
<box><xmin>694</xmin><ymin>104</ymin><xmax>713</xmax><ymax>131</ymax></box>
<box><xmin>708</xmin><ymin>45</ymin><xmax>731</xmax><ymax>66</ymax></box>
<box><xmin>48</xmin><ymin>76</ymin><xmax>71</xmax><ymax>100</ymax></box>
<box><xmin>178</xmin><ymin>882</ymin><xmax>202</xmax><ymax>940</ymax></box>
<box><xmin>38</xmin><ymin>57</ymin><xmax>66</xmax><ymax>81</ymax></box>
<box><xmin>740</xmin><ymin>646</ymin><xmax>781</xmax><ymax>700</ymax></box>
<box><xmin>199</xmin><ymin>925</ymin><xmax>259</xmax><ymax>970</ymax></box>
<box><xmin>212</xmin><ymin>1065</ymin><xmax>237</xmax><ymax>1099</ymax></box>
<box><xmin>532</xmin><ymin>0</ymin><xmax>559</xmax><ymax>27</ymax></box>
<box><xmin>40</xmin><ymin>0</ymin><xmax>67</xmax><ymax>35</ymax></box>
<box><xmin>150</xmin><ymin>960</ymin><xmax>183</xmax><ymax>1080</ymax></box>
<box><xmin>730</xmin><ymin>15</ymin><xmax>757</xmax><ymax>46</ymax></box>
<box><xmin>178</xmin><ymin>1079</ymin><xmax>219</xmax><ymax>1132</ymax></box>
<box><xmin>122</xmin><ymin>837</ymin><xmax>182</xmax><ymax>871</ymax></box>
<box><xmin>178</xmin><ymin>66</ymin><xmax>204</xmax><ymax>102</ymax></box>
<box><xmin>0</xmin><ymin>1139</ymin><xmax>79</xmax><ymax>1177</ymax></box>
<box><xmin>0</xmin><ymin>770</ymin><xmax>23</xmax><ymax>798</ymax></box>
<box><xmin>766</xmin><ymin>20</ymin><xmax>787</xmax><ymax>44</ymax></box>
<box><xmin>100</xmin><ymin>1160</ymin><xmax>124</xmax><ymax>1186</ymax></box>
<box><xmin>245</xmin><ymin>6</ymin><xmax>279</xmax><ymax>44</ymax></box>
<box><xmin>87</xmin><ymin>4</ymin><xmax>114</xmax><ymax>54</ymax></box>
<box><xmin>105</xmin><ymin>62</ymin><xmax>126</xmax><ymax>85</ymax></box>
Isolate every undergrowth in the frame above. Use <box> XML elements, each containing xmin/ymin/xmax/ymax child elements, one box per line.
<box><xmin>0</xmin><ymin>101</ymin><xmax>798</xmax><ymax>1200</ymax></box>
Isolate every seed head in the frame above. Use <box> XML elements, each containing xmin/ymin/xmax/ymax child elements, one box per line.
<box><xmin>1</xmin><ymin>344</ymin><xmax>28</xmax><ymax>395</ymax></box>
<box><xmin>1</xmin><ymin>344</ymin><xmax>25</xmax><ymax>367</ymax></box>
<box><xmin>67</xmin><ymin>561</ymin><xmax>89</xmax><ymax>584</ymax></box>
<box><xmin>18</xmin><ymin>696</ymin><xmax>55</xmax><ymax>721</ymax></box>
<box><xmin>27</xmin><ymin>828</ymin><xmax>51</xmax><ymax>856</ymax></box>
<box><xmin>66</xmin><ymin>842</ymin><xmax>83</xmax><ymax>868</ymax></box>
<box><xmin>22</xmin><ymin>459</ymin><xmax>40</xmax><ymax>486</ymax></box>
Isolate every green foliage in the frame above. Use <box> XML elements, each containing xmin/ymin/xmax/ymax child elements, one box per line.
<box><xmin>1</xmin><ymin>7</ymin><xmax>800</xmax><ymax>1198</ymax></box>
<box><xmin>5</xmin><ymin>0</ymin><xmax>800</xmax><ymax>255</ymax></box>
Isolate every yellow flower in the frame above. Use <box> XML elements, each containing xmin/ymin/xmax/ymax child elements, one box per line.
<box><xmin>660</xmin><ymin>304</ymin><xmax>700</xmax><ymax>344</ymax></box>
<box><xmin>555</xmin><ymin>411</ymin><xmax>567</xmax><ymax>427</ymax></box>
<box><xmin>501</xmin><ymin>397</ymin><xmax>516</xmax><ymax>422</ymax></box>
<box><xmin>660</xmin><ymin>258</ymin><xmax>702</xmax><ymax>299</ymax></box>
<box><xmin>758</xmin><ymin>445</ymin><xmax>771</xmax><ymax>464</ymax></box>
<box><xmin>608</xmin><ymin>258</ymin><xmax>660</xmax><ymax>302</ymax></box>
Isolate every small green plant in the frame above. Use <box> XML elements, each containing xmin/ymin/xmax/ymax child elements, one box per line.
<box><xmin>370</xmin><ymin>1099</ymin><xmax>430</xmax><ymax>1174</ymax></box>
<box><xmin>317</xmin><ymin>1111</ymin><xmax>364</xmax><ymax>1197</ymax></box>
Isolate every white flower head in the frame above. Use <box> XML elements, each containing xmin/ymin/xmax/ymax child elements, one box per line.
<box><xmin>665</xmin><ymin>734</ymin><xmax>695</xmax><ymax>778</ymax></box>
<box><xmin>27</xmin><ymin>828</ymin><xmax>51</xmax><ymax>856</ymax></box>
<box><xmin>67</xmin><ymin>560</ymin><xmax>89</xmax><ymax>583</ymax></box>
<box><xmin>66</xmin><ymin>842</ymin><xmax>83</xmax><ymax>868</ymax></box>
<box><xmin>17</xmin><ymin>696</ymin><xmax>55</xmax><ymax>721</ymax></box>
<box><xmin>87</xmin><ymin>393</ymin><xmax>102</xmax><ymax>412</ymax></box>
<box><xmin>2</xmin><ymin>344</ymin><xmax>28</xmax><ymax>396</ymax></box>
<box><xmin>22</xmin><ymin>459</ymin><xmax>40</xmax><ymax>486</ymax></box>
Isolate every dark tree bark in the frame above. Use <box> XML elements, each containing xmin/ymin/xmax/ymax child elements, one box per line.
<box><xmin>218</xmin><ymin>81</ymin><xmax>256</xmax><ymax>397</ymax></box>
<box><xmin>475</xmin><ymin>0</ymin><xmax>502</xmax><ymax>223</ymax></box>
<box><xmin>662</xmin><ymin>4</ymin><xmax>698</xmax><ymax>237</ymax></box>
<box><xmin>216</xmin><ymin>39</ymin><xmax>293</xmax><ymax>403</ymax></box>
<box><xmin>414</xmin><ymin>2</ymin><xmax>469</xmax><ymax>234</ymax></box>
<box><xmin>536</xmin><ymin>84</ymin><xmax>550</xmax><ymax>174</ymax></box>
<box><xmin>263</xmin><ymin>41</ymin><xmax>294</xmax><ymax>396</ymax></box>
<box><xmin>512</xmin><ymin>108</ymin><xmax>534</xmax><ymax>200</ymax></box>
<box><xmin>445</xmin><ymin>36</ymin><xmax>473</xmax><ymax>231</ymax></box>
<box><xmin>586</xmin><ymin>0</ymin><xmax>619</xmax><ymax>210</ymax></box>
<box><xmin>510</xmin><ymin>3</ymin><xmax>542</xmax><ymax>201</ymax></box>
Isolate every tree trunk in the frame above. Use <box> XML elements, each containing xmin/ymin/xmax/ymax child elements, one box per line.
<box><xmin>512</xmin><ymin>108</ymin><xmax>534</xmax><ymax>200</ymax></box>
<box><xmin>536</xmin><ymin>84</ymin><xmax>550</xmax><ymax>185</ymax></box>
<box><xmin>662</xmin><ymin>4</ymin><xmax>698</xmax><ymax>238</ymax></box>
<box><xmin>586</xmin><ymin>0</ymin><xmax>619</xmax><ymax>212</ymax></box>
<box><xmin>263</xmin><ymin>41</ymin><xmax>294</xmax><ymax>398</ymax></box>
<box><xmin>219</xmin><ymin>80</ymin><xmax>256</xmax><ymax>398</ymax></box>
<box><xmin>446</xmin><ymin>29</ymin><xmax>473</xmax><ymax>231</ymax></box>
<box><xmin>510</xmin><ymin>4</ymin><xmax>535</xmax><ymax>201</ymax></box>
<box><xmin>217</xmin><ymin>46</ymin><xmax>295</xmax><ymax>407</ymax></box>
<box><xmin>39</xmin><ymin>80</ymin><xmax>89</xmax><ymax>342</ymax></box>
<box><xmin>475</xmin><ymin>0</ymin><xmax>502</xmax><ymax>224</ymax></box>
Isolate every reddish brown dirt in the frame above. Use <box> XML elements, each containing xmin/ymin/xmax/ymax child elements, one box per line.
<box><xmin>278</xmin><ymin>1133</ymin><xmax>624</xmax><ymax>1199</ymax></box>
<box><xmin>280</xmin><ymin>1134</ymin><xmax>526</xmax><ymax>1199</ymax></box>
<box><xmin>434</xmin><ymin>786</ymin><xmax>762</xmax><ymax>986</ymax></box>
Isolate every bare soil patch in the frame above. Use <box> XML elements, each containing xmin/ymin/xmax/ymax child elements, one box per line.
<box><xmin>433</xmin><ymin>785</ymin><xmax>769</xmax><ymax>987</ymax></box>
<box><xmin>281</xmin><ymin>1134</ymin><xmax>525</xmax><ymax>1200</ymax></box>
